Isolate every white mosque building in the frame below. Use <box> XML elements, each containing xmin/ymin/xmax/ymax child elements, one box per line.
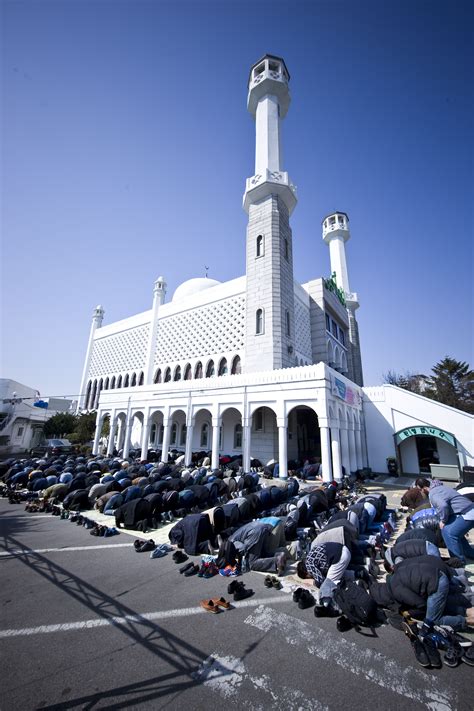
<box><xmin>79</xmin><ymin>55</ymin><xmax>473</xmax><ymax>480</ymax></box>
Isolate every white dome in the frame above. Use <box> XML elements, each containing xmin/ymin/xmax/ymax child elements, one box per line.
<box><xmin>172</xmin><ymin>277</ymin><xmax>222</xmax><ymax>302</ymax></box>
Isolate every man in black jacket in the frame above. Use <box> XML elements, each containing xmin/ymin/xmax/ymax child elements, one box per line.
<box><xmin>370</xmin><ymin>556</ymin><xmax>474</xmax><ymax>631</ymax></box>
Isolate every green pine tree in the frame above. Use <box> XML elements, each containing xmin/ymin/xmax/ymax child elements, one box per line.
<box><xmin>425</xmin><ymin>357</ymin><xmax>474</xmax><ymax>414</ymax></box>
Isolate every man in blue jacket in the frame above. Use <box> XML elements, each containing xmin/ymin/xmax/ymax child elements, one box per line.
<box><xmin>419</xmin><ymin>479</ymin><xmax>474</xmax><ymax>563</ymax></box>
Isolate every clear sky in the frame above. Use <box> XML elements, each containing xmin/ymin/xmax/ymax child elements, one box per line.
<box><xmin>1</xmin><ymin>0</ymin><xmax>473</xmax><ymax>401</ymax></box>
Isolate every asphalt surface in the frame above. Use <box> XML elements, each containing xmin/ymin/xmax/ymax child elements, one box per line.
<box><xmin>1</xmin><ymin>495</ymin><xmax>473</xmax><ymax>711</ymax></box>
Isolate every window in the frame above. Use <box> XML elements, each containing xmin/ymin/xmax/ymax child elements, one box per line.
<box><xmin>325</xmin><ymin>313</ymin><xmax>330</xmax><ymax>332</ymax></box>
<box><xmin>180</xmin><ymin>424</ymin><xmax>187</xmax><ymax>446</ymax></box>
<box><xmin>339</xmin><ymin>328</ymin><xmax>345</xmax><ymax>346</ymax></box>
<box><xmin>130</xmin><ymin>373</ymin><xmax>137</xmax><ymax>387</ymax></box>
<box><xmin>117</xmin><ymin>375</ymin><xmax>122</xmax><ymax>388</ymax></box>
<box><xmin>234</xmin><ymin>424</ymin><xmax>242</xmax><ymax>449</ymax></box>
<box><xmin>184</xmin><ymin>363</ymin><xmax>192</xmax><ymax>380</ymax></box>
<box><xmin>174</xmin><ymin>365</ymin><xmax>181</xmax><ymax>381</ymax></box>
<box><xmin>164</xmin><ymin>367</ymin><xmax>171</xmax><ymax>382</ymax></box>
<box><xmin>150</xmin><ymin>423</ymin><xmax>157</xmax><ymax>444</ymax></box>
<box><xmin>231</xmin><ymin>355</ymin><xmax>241</xmax><ymax>375</ymax></box>
<box><xmin>254</xmin><ymin>62</ymin><xmax>265</xmax><ymax>77</ymax></box>
<box><xmin>256</xmin><ymin>308</ymin><xmax>264</xmax><ymax>335</ymax></box>
<box><xmin>338</xmin><ymin>215</ymin><xmax>344</xmax><ymax>225</ymax></box>
<box><xmin>219</xmin><ymin>426</ymin><xmax>223</xmax><ymax>449</ymax></box>
<box><xmin>170</xmin><ymin>423</ymin><xmax>177</xmax><ymax>445</ymax></box>
<box><xmin>329</xmin><ymin>216</ymin><xmax>336</xmax><ymax>226</ymax></box>
<box><xmin>123</xmin><ymin>374</ymin><xmax>129</xmax><ymax>387</ymax></box>
<box><xmin>256</xmin><ymin>234</ymin><xmax>264</xmax><ymax>257</ymax></box>
<box><xmin>218</xmin><ymin>358</ymin><xmax>228</xmax><ymax>376</ymax></box>
<box><xmin>206</xmin><ymin>360</ymin><xmax>215</xmax><ymax>378</ymax></box>
<box><xmin>284</xmin><ymin>238</ymin><xmax>289</xmax><ymax>260</ymax></box>
<box><xmin>110</xmin><ymin>376</ymin><xmax>116</xmax><ymax>389</ymax></box>
<box><xmin>158</xmin><ymin>424</ymin><xmax>164</xmax><ymax>445</ymax></box>
<box><xmin>253</xmin><ymin>408</ymin><xmax>264</xmax><ymax>431</ymax></box>
<box><xmin>195</xmin><ymin>361</ymin><xmax>203</xmax><ymax>379</ymax></box>
<box><xmin>138</xmin><ymin>371</ymin><xmax>144</xmax><ymax>386</ymax></box>
<box><xmin>331</xmin><ymin>319</ymin><xmax>338</xmax><ymax>338</ymax></box>
<box><xmin>154</xmin><ymin>368</ymin><xmax>162</xmax><ymax>384</ymax></box>
<box><xmin>286</xmin><ymin>310</ymin><xmax>291</xmax><ymax>337</ymax></box>
<box><xmin>17</xmin><ymin>427</ymin><xmax>24</xmax><ymax>437</ymax></box>
<box><xmin>104</xmin><ymin>377</ymin><xmax>109</xmax><ymax>390</ymax></box>
<box><xmin>200</xmin><ymin>423</ymin><xmax>209</xmax><ymax>448</ymax></box>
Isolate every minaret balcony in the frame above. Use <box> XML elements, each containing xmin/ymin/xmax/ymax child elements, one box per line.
<box><xmin>243</xmin><ymin>169</ymin><xmax>297</xmax><ymax>214</ymax></box>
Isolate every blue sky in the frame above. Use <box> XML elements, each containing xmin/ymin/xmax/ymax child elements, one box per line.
<box><xmin>2</xmin><ymin>0</ymin><xmax>472</xmax><ymax>400</ymax></box>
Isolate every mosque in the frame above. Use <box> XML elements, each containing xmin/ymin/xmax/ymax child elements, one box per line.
<box><xmin>78</xmin><ymin>55</ymin><xmax>473</xmax><ymax>480</ymax></box>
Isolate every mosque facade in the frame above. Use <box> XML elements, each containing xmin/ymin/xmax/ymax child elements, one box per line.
<box><xmin>78</xmin><ymin>55</ymin><xmax>473</xmax><ymax>479</ymax></box>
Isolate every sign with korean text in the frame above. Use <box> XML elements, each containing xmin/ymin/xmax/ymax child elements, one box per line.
<box><xmin>395</xmin><ymin>426</ymin><xmax>456</xmax><ymax>448</ymax></box>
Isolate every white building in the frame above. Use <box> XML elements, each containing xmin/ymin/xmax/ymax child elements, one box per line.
<box><xmin>0</xmin><ymin>379</ymin><xmax>73</xmax><ymax>455</ymax></box>
<box><xmin>79</xmin><ymin>55</ymin><xmax>473</xmax><ymax>479</ymax></box>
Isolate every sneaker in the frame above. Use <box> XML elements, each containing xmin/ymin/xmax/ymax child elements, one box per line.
<box><xmin>184</xmin><ymin>564</ymin><xmax>199</xmax><ymax>576</ymax></box>
<box><xmin>411</xmin><ymin>638</ymin><xmax>431</xmax><ymax>668</ymax></box>
<box><xmin>461</xmin><ymin>644</ymin><xmax>474</xmax><ymax>666</ymax></box>
<box><xmin>423</xmin><ymin>637</ymin><xmax>442</xmax><ymax>668</ymax></box>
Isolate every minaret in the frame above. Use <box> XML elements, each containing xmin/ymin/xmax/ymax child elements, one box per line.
<box><xmin>145</xmin><ymin>276</ymin><xmax>167</xmax><ymax>385</ymax></box>
<box><xmin>243</xmin><ymin>55</ymin><xmax>297</xmax><ymax>372</ymax></box>
<box><xmin>322</xmin><ymin>212</ymin><xmax>364</xmax><ymax>385</ymax></box>
<box><xmin>77</xmin><ymin>305</ymin><xmax>105</xmax><ymax>412</ymax></box>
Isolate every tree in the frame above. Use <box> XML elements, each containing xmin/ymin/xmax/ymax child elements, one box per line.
<box><xmin>69</xmin><ymin>412</ymin><xmax>97</xmax><ymax>444</ymax></box>
<box><xmin>382</xmin><ymin>370</ymin><xmax>426</xmax><ymax>394</ymax></box>
<box><xmin>425</xmin><ymin>357</ymin><xmax>474</xmax><ymax>414</ymax></box>
<box><xmin>43</xmin><ymin>413</ymin><xmax>77</xmax><ymax>438</ymax></box>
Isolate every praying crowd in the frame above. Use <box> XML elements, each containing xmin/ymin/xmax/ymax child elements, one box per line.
<box><xmin>1</xmin><ymin>452</ymin><xmax>474</xmax><ymax>670</ymax></box>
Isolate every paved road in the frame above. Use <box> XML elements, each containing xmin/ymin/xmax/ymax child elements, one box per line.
<box><xmin>0</xmin><ymin>498</ymin><xmax>472</xmax><ymax>711</ymax></box>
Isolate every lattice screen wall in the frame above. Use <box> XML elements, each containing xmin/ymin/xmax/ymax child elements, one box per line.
<box><xmin>153</xmin><ymin>296</ymin><xmax>246</xmax><ymax>364</ymax></box>
<box><xmin>294</xmin><ymin>297</ymin><xmax>312</xmax><ymax>362</ymax></box>
<box><xmin>88</xmin><ymin>324</ymin><xmax>149</xmax><ymax>378</ymax></box>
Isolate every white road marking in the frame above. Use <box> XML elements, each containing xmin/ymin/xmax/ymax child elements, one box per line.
<box><xmin>0</xmin><ymin>596</ymin><xmax>288</xmax><ymax>639</ymax></box>
<box><xmin>193</xmin><ymin>653</ymin><xmax>329</xmax><ymax>710</ymax></box>
<box><xmin>0</xmin><ymin>543</ymin><xmax>133</xmax><ymax>557</ymax></box>
<box><xmin>245</xmin><ymin>605</ymin><xmax>456</xmax><ymax>711</ymax></box>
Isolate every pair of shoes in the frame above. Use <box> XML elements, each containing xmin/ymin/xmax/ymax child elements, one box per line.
<box><xmin>402</xmin><ymin>616</ymin><xmax>442</xmax><ymax>669</ymax></box>
<box><xmin>293</xmin><ymin>588</ymin><xmax>314</xmax><ymax>609</ymax></box>
<box><xmin>103</xmin><ymin>527</ymin><xmax>119</xmax><ymax>537</ymax></box>
<box><xmin>227</xmin><ymin>580</ymin><xmax>253</xmax><ymax>601</ymax></box>
<box><xmin>218</xmin><ymin>565</ymin><xmax>239</xmax><ymax>577</ymax></box>
<box><xmin>184</xmin><ymin>564</ymin><xmax>200</xmax><ymax>576</ymax></box>
<box><xmin>264</xmin><ymin>576</ymin><xmax>282</xmax><ymax>590</ymax></box>
<box><xmin>150</xmin><ymin>544</ymin><xmax>172</xmax><ymax>559</ymax></box>
<box><xmin>134</xmin><ymin>539</ymin><xmax>155</xmax><ymax>553</ymax></box>
<box><xmin>314</xmin><ymin>602</ymin><xmax>339</xmax><ymax>618</ymax></box>
<box><xmin>200</xmin><ymin>597</ymin><xmax>230</xmax><ymax>613</ymax></box>
<box><xmin>173</xmin><ymin>550</ymin><xmax>188</xmax><ymax>564</ymax></box>
<box><xmin>275</xmin><ymin>552</ymin><xmax>287</xmax><ymax>577</ymax></box>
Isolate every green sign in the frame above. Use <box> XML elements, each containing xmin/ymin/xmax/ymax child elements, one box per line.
<box><xmin>323</xmin><ymin>272</ymin><xmax>346</xmax><ymax>307</ymax></box>
<box><xmin>395</xmin><ymin>426</ymin><xmax>456</xmax><ymax>448</ymax></box>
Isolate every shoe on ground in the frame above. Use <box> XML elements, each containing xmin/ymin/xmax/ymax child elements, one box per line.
<box><xmin>233</xmin><ymin>587</ymin><xmax>254</xmax><ymax>602</ymax></box>
<box><xmin>264</xmin><ymin>576</ymin><xmax>273</xmax><ymax>588</ymax></box>
<box><xmin>200</xmin><ymin>599</ymin><xmax>219</xmax><ymax>614</ymax></box>
<box><xmin>227</xmin><ymin>580</ymin><xmax>244</xmax><ymax>595</ymax></box>
<box><xmin>410</xmin><ymin>638</ymin><xmax>431</xmax><ymax>668</ymax></box>
<box><xmin>293</xmin><ymin>587</ymin><xmax>304</xmax><ymax>602</ymax></box>
<box><xmin>173</xmin><ymin>551</ymin><xmax>188</xmax><ymax>563</ymax></box>
<box><xmin>298</xmin><ymin>590</ymin><xmax>315</xmax><ymax>609</ymax></box>
<box><xmin>179</xmin><ymin>562</ymin><xmax>195</xmax><ymax>574</ymax></box>
<box><xmin>184</xmin><ymin>564</ymin><xmax>199</xmax><ymax>576</ymax></box>
<box><xmin>461</xmin><ymin>644</ymin><xmax>474</xmax><ymax>666</ymax></box>
<box><xmin>423</xmin><ymin>637</ymin><xmax>442</xmax><ymax>668</ymax></box>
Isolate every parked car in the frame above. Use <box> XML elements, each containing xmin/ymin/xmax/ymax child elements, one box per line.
<box><xmin>30</xmin><ymin>439</ymin><xmax>74</xmax><ymax>457</ymax></box>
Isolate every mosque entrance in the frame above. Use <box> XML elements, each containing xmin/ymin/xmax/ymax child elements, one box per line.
<box><xmin>287</xmin><ymin>406</ymin><xmax>320</xmax><ymax>465</ymax></box>
<box><xmin>394</xmin><ymin>426</ymin><xmax>460</xmax><ymax>476</ymax></box>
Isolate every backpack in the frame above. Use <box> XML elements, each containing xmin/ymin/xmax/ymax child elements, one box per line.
<box><xmin>333</xmin><ymin>582</ymin><xmax>378</xmax><ymax>628</ymax></box>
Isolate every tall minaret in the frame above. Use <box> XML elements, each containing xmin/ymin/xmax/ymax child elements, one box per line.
<box><xmin>243</xmin><ymin>55</ymin><xmax>297</xmax><ymax>372</ymax></box>
<box><xmin>322</xmin><ymin>212</ymin><xmax>364</xmax><ymax>385</ymax></box>
<box><xmin>77</xmin><ymin>305</ymin><xmax>104</xmax><ymax>412</ymax></box>
<box><xmin>145</xmin><ymin>276</ymin><xmax>167</xmax><ymax>385</ymax></box>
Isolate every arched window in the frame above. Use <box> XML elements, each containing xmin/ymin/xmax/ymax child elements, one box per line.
<box><xmin>158</xmin><ymin>424</ymin><xmax>164</xmax><ymax>445</ymax></box>
<box><xmin>206</xmin><ymin>360</ymin><xmax>215</xmax><ymax>378</ymax></box>
<box><xmin>231</xmin><ymin>355</ymin><xmax>241</xmax><ymax>375</ymax></box>
<box><xmin>123</xmin><ymin>374</ymin><xmax>130</xmax><ymax>387</ymax></box>
<box><xmin>234</xmin><ymin>423</ymin><xmax>242</xmax><ymax>449</ymax></box>
<box><xmin>341</xmin><ymin>351</ymin><xmax>348</xmax><ymax>373</ymax></box>
<box><xmin>218</xmin><ymin>358</ymin><xmax>227</xmax><ymax>376</ymax></box>
<box><xmin>154</xmin><ymin>368</ymin><xmax>162</xmax><ymax>384</ymax></box>
<box><xmin>117</xmin><ymin>375</ymin><xmax>122</xmax><ymax>388</ymax></box>
<box><xmin>170</xmin><ymin>423</ymin><xmax>178</xmax><ymax>445</ymax></box>
<box><xmin>256</xmin><ymin>309</ymin><xmax>264</xmax><ymax>335</ymax></box>
<box><xmin>85</xmin><ymin>381</ymin><xmax>92</xmax><ymax>410</ymax></box>
<box><xmin>138</xmin><ymin>371</ymin><xmax>144</xmax><ymax>386</ymax></box>
<box><xmin>174</xmin><ymin>365</ymin><xmax>181</xmax><ymax>381</ymax></box>
<box><xmin>286</xmin><ymin>310</ymin><xmax>291</xmax><ymax>337</ymax></box>
<box><xmin>200</xmin><ymin>423</ymin><xmax>209</xmax><ymax>448</ymax></box>
<box><xmin>256</xmin><ymin>234</ymin><xmax>264</xmax><ymax>257</ymax></box>
<box><xmin>150</xmin><ymin>423</ymin><xmax>157</xmax><ymax>444</ymax></box>
<box><xmin>184</xmin><ymin>363</ymin><xmax>192</xmax><ymax>380</ymax></box>
<box><xmin>130</xmin><ymin>373</ymin><xmax>137</xmax><ymax>387</ymax></box>
<box><xmin>96</xmin><ymin>379</ymin><xmax>103</xmax><ymax>408</ymax></box>
<box><xmin>194</xmin><ymin>361</ymin><xmax>203</xmax><ymax>379</ymax></box>
<box><xmin>327</xmin><ymin>340</ymin><xmax>334</xmax><ymax>366</ymax></box>
<box><xmin>110</xmin><ymin>376</ymin><xmax>116</xmax><ymax>389</ymax></box>
<box><xmin>164</xmin><ymin>367</ymin><xmax>171</xmax><ymax>382</ymax></box>
<box><xmin>104</xmin><ymin>377</ymin><xmax>109</xmax><ymax>390</ymax></box>
<box><xmin>180</xmin><ymin>424</ymin><xmax>187</xmax><ymax>446</ymax></box>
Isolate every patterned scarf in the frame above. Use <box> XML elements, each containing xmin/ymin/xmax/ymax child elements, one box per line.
<box><xmin>306</xmin><ymin>545</ymin><xmax>328</xmax><ymax>587</ymax></box>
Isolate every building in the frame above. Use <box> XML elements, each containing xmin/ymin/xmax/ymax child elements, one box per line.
<box><xmin>0</xmin><ymin>379</ymin><xmax>73</xmax><ymax>455</ymax></box>
<box><xmin>79</xmin><ymin>55</ymin><xmax>473</xmax><ymax>479</ymax></box>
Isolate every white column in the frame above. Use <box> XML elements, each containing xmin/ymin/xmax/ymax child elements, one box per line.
<box><xmin>242</xmin><ymin>424</ymin><xmax>251</xmax><ymax>472</ymax></box>
<box><xmin>161</xmin><ymin>420</ymin><xmax>171</xmax><ymax>463</ymax></box>
<box><xmin>331</xmin><ymin>427</ymin><xmax>343</xmax><ymax>481</ymax></box>
<box><xmin>184</xmin><ymin>424</ymin><xmax>194</xmax><ymax>466</ymax></box>
<box><xmin>211</xmin><ymin>419</ymin><xmax>220</xmax><ymax>470</ymax></box>
<box><xmin>319</xmin><ymin>425</ymin><xmax>333</xmax><ymax>483</ymax></box>
<box><xmin>92</xmin><ymin>411</ymin><xmax>102</xmax><ymax>455</ymax></box>
<box><xmin>140</xmin><ymin>410</ymin><xmax>151</xmax><ymax>461</ymax></box>
<box><xmin>144</xmin><ymin>277</ymin><xmax>166</xmax><ymax>385</ymax></box>
<box><xmin>278</xmin><ymin>424</ymin><xmax>288</xmax><ymax>479</ymax></box>
<box><xmin>340</xmin><ymin>426</ymin><xmax>351</xmax><ymax>476</ymax></box>
<box><xmin>107</xmin><ymin>411</ymin><xmax>117</xmax><ymax>456</ymax></box>
<box><xmin>355</xmin><ymin>428</ymin><xmax>364</xmax><ymax>470</ymax></box>
<box><xmin>348</xmin><ymin>428</ymin><xmax>358</xmax><ymax>473</ymax></box>
<box><xmin>328</xmin><ymin>236</ymin><xmax>350</xmax><ymax>295</ymax></box>
<box><xmin>255</xmin><ymin>94</ymin><xmax>282</xmax><ymax>175</ymax></box>
<box><xmin>361</xmin><ymin>424</ymin><xmax>369</xmax><ymax>468</ymax></box>
<box><xmin>122</xmin><ymin>416</ymin><xmax>133</xmax><ymax>459</ymax></box>
<box><xmin>77</xmin><ymin>305</ymin><xmax>104</xmax><ymax>412</ymax></box>
<box><xmin>116</xmin><ymin>418</ymin><xmax>124</xmax><ymax>453</ymax></box>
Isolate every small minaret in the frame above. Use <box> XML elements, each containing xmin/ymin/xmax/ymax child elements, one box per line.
<box><xmin>322</xmin><ymin>213</ymin><xmax>364</xmax><ymax>385</ymax></box>
<box><xmin>243</xmin><ymin>54</ymin><xmax>297</xmax><ymax>372</ymax></box>
<box><xmin>77</xmin><ymin>305</ymin><xmax>104</xmax><ymax>411</ymax></box>
<box><xmin>145</xmin><ymin>276</ymin><xmax>167</xmax><ymax>385</ymax></box>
